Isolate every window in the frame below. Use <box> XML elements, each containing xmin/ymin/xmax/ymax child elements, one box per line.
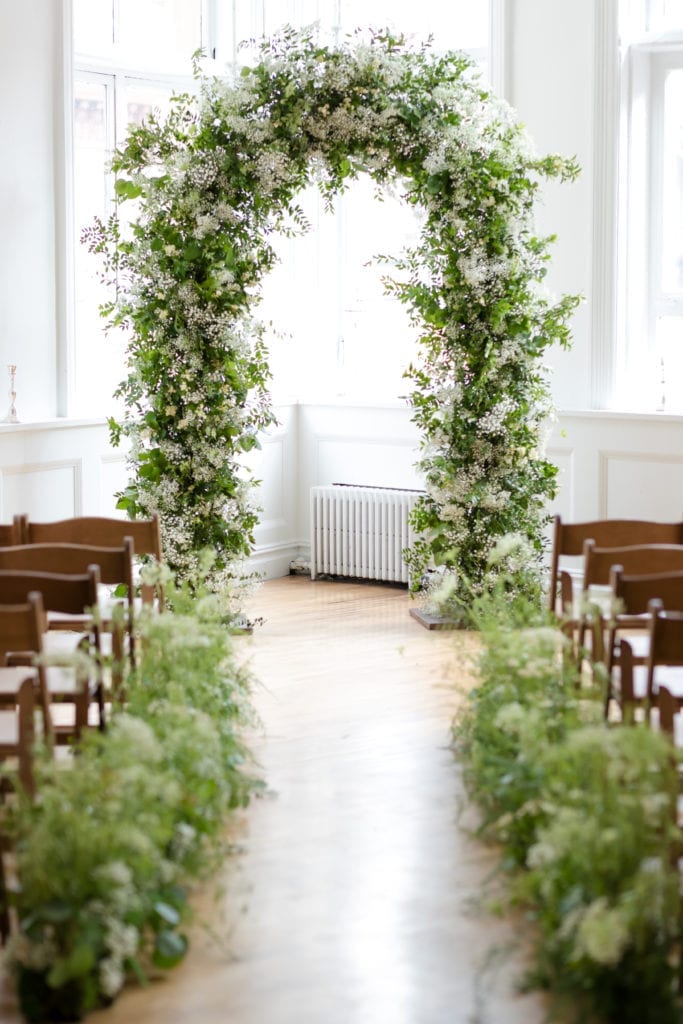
<box><xmin>618</xmin><ymin>1</ymin><xmax>683</xmax><ymax>411</ymax></box>
<box><xmin>71</xmin><ymin>0</ymin><xmax>204</xmax><ymax>417</ymax></box>
<box><xmin>249</xmin><ymin>2</ymin><xmax>491</xmax><ymax>401</ymax></box>
<box><xmin>70</xmin><ymin>1</ymin><xmax>491</xmax><ymax>413</ymax></box>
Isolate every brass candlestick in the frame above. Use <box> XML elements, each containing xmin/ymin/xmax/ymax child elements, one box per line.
<box><xmin>3</xmin><ymin>364</ymin><xmax>18</xmax><ymax>423</ymax></box>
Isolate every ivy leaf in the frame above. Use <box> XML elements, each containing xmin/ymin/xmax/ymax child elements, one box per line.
<box><xmin>114</xmin><ymin>178</ymin><xmax>143</xmax><ymax>200</ymax></box>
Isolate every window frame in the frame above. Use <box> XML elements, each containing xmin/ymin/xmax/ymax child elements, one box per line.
<box><xmin>66</xmin><ymin>0</ymin><xmax>213</xmax><ymax>418</ymax></box>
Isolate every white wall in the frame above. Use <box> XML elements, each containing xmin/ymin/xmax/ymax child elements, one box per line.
<box><xmin>0</xmin><ymin>419</ymin><xmax>125</xmax><ymax>523</ymax></box>
<box><xmin>506</xmin><ymin>0</ymin><xmax>596</xmax><ymax>412</ymax></box>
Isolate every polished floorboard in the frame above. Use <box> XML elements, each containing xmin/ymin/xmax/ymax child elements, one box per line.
<box><xmin>1</xmin><ymin>576</ymin><xmax>548</xmax><ymax>1024</ymax></box>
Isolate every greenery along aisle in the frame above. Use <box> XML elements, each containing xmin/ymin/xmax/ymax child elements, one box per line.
<box><xmin>455</xmin><ymin>605</ymin><xmax>683</xmax><ymax>1024</ymax></box>
<box><xmin>5</xmin><ymin>574</ymin><xmax>260</xmax><ymax>1022</ymax></box>
<box><xmin>88</xmin><ymin>26</ymin><xmax>578</xmax><ymax>607</ymax></box>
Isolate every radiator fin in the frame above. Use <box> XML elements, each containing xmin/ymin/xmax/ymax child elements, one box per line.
<box><xmin>310</xmin><ymin>485</ymin><xmax>421</xmax><ymax>584</ymax></box>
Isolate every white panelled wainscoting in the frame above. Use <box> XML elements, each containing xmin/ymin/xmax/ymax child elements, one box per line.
<box><xmin>3</xmin><ymin>405</ymin><xmax>683</xmax><ymax>582</ymax></box>
<box><xmin>0</xmin><ymin>420</ymin><xmax>124</xmax><ymax>525</ymax></box>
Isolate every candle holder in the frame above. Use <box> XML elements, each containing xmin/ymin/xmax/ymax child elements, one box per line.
<box><xmin>3</xmin><ymin>364</ymin><xmax>18</xmax><ymax>423</ymax></box>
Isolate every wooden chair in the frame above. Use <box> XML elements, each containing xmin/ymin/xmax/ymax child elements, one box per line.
<box><xmin>616</xmin><ymin>602</ymin><xmax>683</xmax><ymax>722</ymax></box>
<box><xmin>0</xmin><ymin>590</ymin><xmax>48</xmax><ymax>944</ymax></box>
<box><xmin>0</xmin><ymin>656</ymin><xmax>37</xmax><ymax>946</ymax></box>
<box><xmin>19</xmin><ymin>514</ymin><xmax>165</xmax><ymax>610</ymax></box>
<box><xmin>0</xmin><ymin>591</ymin><xmax>51</xmax><ymax>759</ymax></box>
<box><xmin>548</xmin><ymin>515</ymin><xmax>683</xmax><ymax>615</ymax></box>
<box><xmin>0</xmin><ymin>568</ymin><xmax>102</xmax><ymax>739</ymax></box>
<box><xmin>0</xmin><ymin>542</ymin><xmax>135</xmax><ymax>699</ymax></box>
<box><xmin>574</xmin><ymin>540</ymin><xmax>683</xmax><ymax>663</ymax></box>
<box><xmin>607</xmin><ymin>566</ymin><xmax>683</xmax><ymax>665</ymax></box>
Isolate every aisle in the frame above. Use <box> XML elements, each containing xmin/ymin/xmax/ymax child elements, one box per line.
<box><xmin>1</xmin><ymin>577</ymin><xmax>548</xmax><ymax>1024</ymax></box>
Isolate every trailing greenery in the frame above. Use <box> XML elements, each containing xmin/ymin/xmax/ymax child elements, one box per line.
<box><xmin>455</xmin><ymin>597</ymin><xmax>683</xmax><ymax>1023</ymax></box>
<box><xmin>86</xmin><ymin>26</ymin><xmax>578</xmax><ymax>604</ymax></box>
<box><xmin>3</xmin><ymin>574</ymin><xmax>260</xmax><ymax>1022</ymax></box>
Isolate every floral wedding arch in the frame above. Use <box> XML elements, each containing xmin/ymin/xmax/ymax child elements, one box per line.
<box><xmin>89</xmin><ymin>26</ymin><xmax>578</xmax><ymax>613</ymax></box>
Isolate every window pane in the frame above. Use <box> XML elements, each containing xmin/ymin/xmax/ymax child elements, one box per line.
<box><xmin>661</xmin><ymin>68</ymin><xmax>683</xmax><ymax>293</ymax></box>
<box><xmin>117</xmin><ymin>0</ymin><xmax>202</xmax><ymax>67</ymax></box>
<box><xmin>647</xmin><ymin>0</ymin><xmax>683</xmax><ymax>31</ymax></box>
<box><xmin>260</xmin><ymin>188</ymin><xmax>340</xmax><ymax>396</ymax></box>
<box><xmin>73</xmin><ymin>79</ymin><xmax>124</xmax><ymax>417</ymax></box>
<box><xmin>662</xmin><ymin>0</ymin><xmax>683</xmax><ymax>24</ymax></box>
<box><xmin>261</xmin><ymin>178</ymin><xmax>423</xmax><ymax>401</ymax></box>
<box><xmin>337</xmin><ymin>178</ymin><xmax>421</xmax><ymax>399</ymax></box>
<box><xmin>655</xmin><ymin>314</ymin><xmax>683</xmax><ymax>410</ymax></box>
<box><xmin>125</xmin><ymin>81</ymin><xmax>175</xmax><ymax>131</ymax></box>
<box><xmin>73</xmin><ymin>0</ymin><xmax>114</xmax><ymax>54</ymax></box>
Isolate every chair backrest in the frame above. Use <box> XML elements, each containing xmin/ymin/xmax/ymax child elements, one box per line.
<box><xmin>0</xmin><ymin>541</ymin><xmax>133</xmax><ymax>596</ymax></box>
<box><xmin>548</xmin><ymin>515</ymin><xmax>683</xmax><ymax>612</ymax></box>
<box><xmin>645</xmin><ymin>599</ymin><xmax>683</xmax><ymax>709</ymax></box>
<box><xmin>0</xmin><ymin>541</ymin><xmax>136</xmax><ymax>671</ymax></box>
<box><xmin>610</xmin><ymin>566</ymin><xmax>683</xmax><ymax>616</ymax></box>
<box><xmin>647</xmin><ymin>600</ymin><xmax>683</xmax><ymax>669</ymax></box>
<box><xmin>0</xmin><ymin>592</ymin><xmax>45</xmax><ymax>666</ymax></box>
<box><xmin>582</xmin><ymin>540</ymin><xmax>683</xmax><ymax>593</ymax></box>
<box><xmin>20</xmin><ymin>514</ymin><xmax>162</xmax><ymax>559</ymax></box>
<box><xmin>0</xmin><ymin>592</ymin><xmax>52</xmax><ymax>746</ymax></box>
<box><xmin>0</xmin><ymin>567</ymin><xmax>100</xmax><ymax>618</ymax></box>
<box><xmin>20</xmin><ymin>515</ymin><xmax>165</xmax><ymax>609</ymax></box>
<box><xmin>0</xmin><ymin>516</ymin><xmax>25</xmax><ymax>547</ymax></box>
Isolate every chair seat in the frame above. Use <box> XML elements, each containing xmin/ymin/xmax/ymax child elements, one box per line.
<box><xmin>42</xmin><ymin>630</ymin><xmax>91</xmax><ymax>656</ymax></box>
<box><xmin>615</xmin><ymin>632</ymin><xmax>650</xmax><ymax>662</ymax></box>
<box><xmin>563</xmin><ymin>581</ymin><xmax>612</xmax><ymax>620</ymax></box>
<box><xmin>652</xmin><ymin>666</ymin><xmax>683</xmax><ymax>699</ymax></box>
<box><xmin>614</xmin><ymin>663</ymin><xmax>683</xmax><ymax>702</ymax></box>
<box><xmin>45</xmin><ymin>664</ymin><xmax>96</xmax><ymax>698</ymax></box>
<box><xmin>0</xmin><ymin>710</ymin><xmax>19</xmax><ymax>748</ymax></box>
<box><xmin>50</xmin><ymin>701</ymin><xmax>101</xmax><ymax>732</ymax></box>
<box><xmin>46</xmin><ymin>610</ymin><xmax>91</xmax><ymax>630</ymax></box>
<box><xmin>584</xmin><ymin>584</ymin><xmax>612</xmax><ymax>612</ymax></box>
<box><xmin>0</xmin><ymin>666</ymin><xmax>38</xmax><ymax>699</ymax></box>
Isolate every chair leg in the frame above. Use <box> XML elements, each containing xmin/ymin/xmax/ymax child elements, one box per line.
<box><xmin>0</xmin><ymin>840</ymin><xmax>10</xmax><ymax>944</ymax></box>
<box><xmin>16</xmin><ymin>678</ymin><xmax>35</xmax><ymax>798</ymax></box>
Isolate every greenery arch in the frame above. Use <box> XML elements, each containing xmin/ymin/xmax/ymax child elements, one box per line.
<box><xmin>90</xmin><ymin>26</ymin><xmax>578</xmax><ymax>612</ymax></box>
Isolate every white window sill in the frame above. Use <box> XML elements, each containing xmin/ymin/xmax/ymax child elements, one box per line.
<box><xmin>0</xmin><ymin>417</ymin><xmax>109</xmax><ymax>434</ymax></box>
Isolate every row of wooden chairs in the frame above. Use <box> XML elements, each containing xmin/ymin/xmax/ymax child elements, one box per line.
<box><xmin>0</xmin><ymin>513</ymin><xmax>164</xmax><ymax>606</ymax></box>
<box><xmin>0</xmin><ymin>513</ymin><xmax>166</xmax><ymax>942</ymax></box>
<box><xmin>0</xmin><ymin>513</ymin><xmax>165</xmax><ymax>766</ymax></box>
<box><xmin>549</xmin><ymin>514</ymin><xmax>683</xmax><ymax>731</ymax></box>
<box><xmin>548</xmin><ymin>514</ymin><xmax>683</xmax><ymax>616</ymax></box>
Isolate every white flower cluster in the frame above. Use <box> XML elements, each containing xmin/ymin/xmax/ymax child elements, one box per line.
<box><xmin>99</xmin><ymin>918</ymin><xmax>140</xmax><ymax>998</ymax></box>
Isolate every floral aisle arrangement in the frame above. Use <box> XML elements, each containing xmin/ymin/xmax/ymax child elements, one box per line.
<box><xmin>87</xmin><ymin>26</ymin><xmax>578</xmax><ymax>606</ymax></box>
<box><xmin>455</xmin><ymin>607</ymin><xmax>683</xmax><ymax>1024</ymax></box>
<box><xmin>3</xmin><ymin>580</ymin><xmax>259</xmax><ymax>1023</ymax></box>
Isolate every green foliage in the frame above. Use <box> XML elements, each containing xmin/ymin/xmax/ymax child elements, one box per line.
<box><xmin>85</xmin><ymin>25</ymin><xmax>578</xmax><ymax>605</ymax></box>
<box><xmin>4</xmin><ymin>578</ymin><xmax>260</xmax><ymax>1020</ymax></box>
<box><xmin>456</xmin><ymin>597</ymin><xmax>683</xmax><ymax>1023</ymax></box>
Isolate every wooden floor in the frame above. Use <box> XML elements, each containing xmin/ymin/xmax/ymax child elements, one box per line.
<box><xmin>1</xmin><ymin>577</ymin><xmax>549</xmax><ymax>1024</ymax></box>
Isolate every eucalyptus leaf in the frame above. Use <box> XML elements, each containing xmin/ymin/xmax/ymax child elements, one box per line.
<box><xmin>152</xmin><ymin>929</ymin><xmax>188</xmax><ymax>969</ymax></box>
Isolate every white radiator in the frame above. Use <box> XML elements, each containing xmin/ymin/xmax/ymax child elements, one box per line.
<box><xmin>310</xmin><ymin>484</ymin><xmax>421</xmax><ymax>584</ymax></box>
